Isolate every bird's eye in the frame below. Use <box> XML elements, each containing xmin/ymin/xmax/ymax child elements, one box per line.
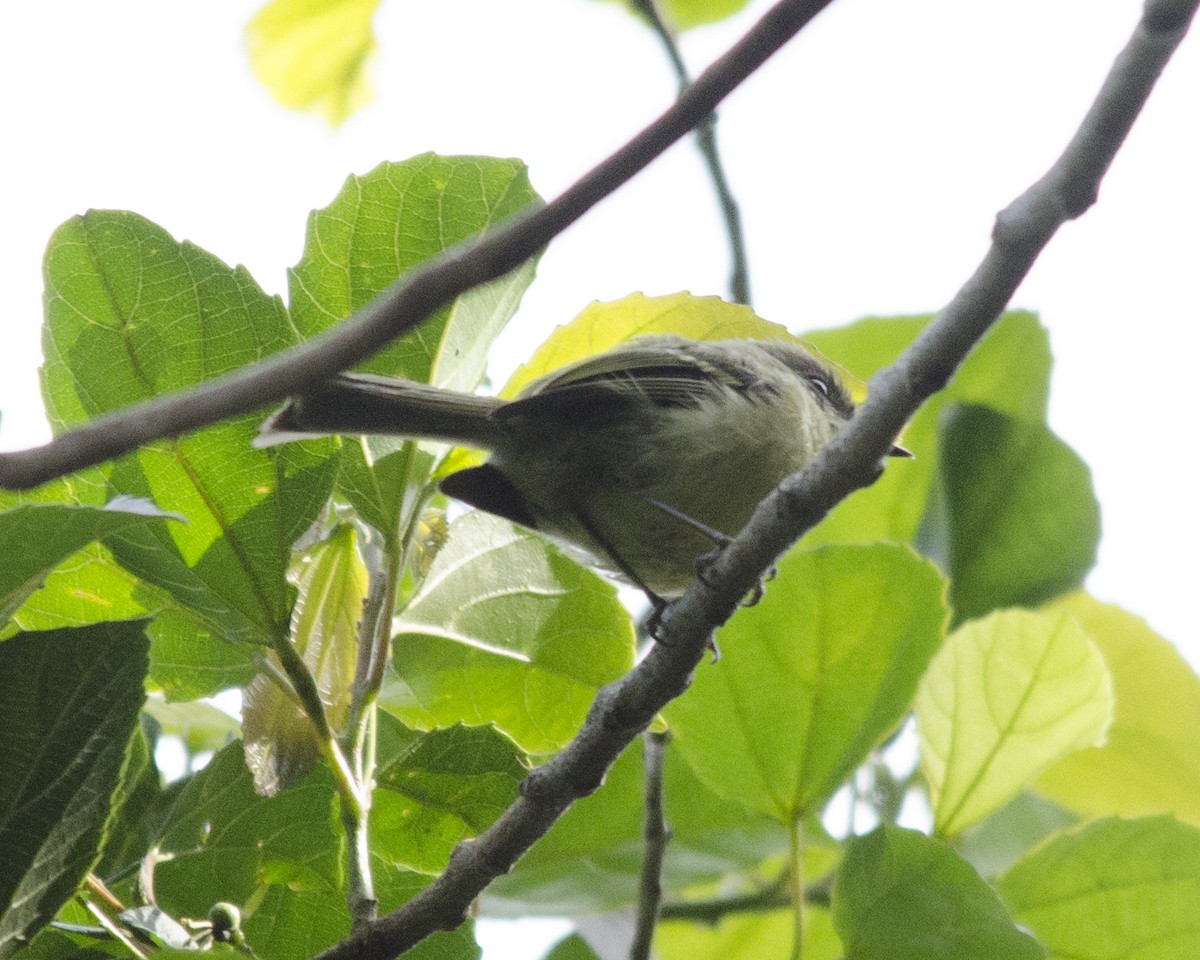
<box><xmin>806</xmin><ymin>375</ymin><xmax>830</xmax><ymax>398</ymax></box>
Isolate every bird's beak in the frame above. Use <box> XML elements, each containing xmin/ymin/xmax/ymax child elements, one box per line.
<box><xmin>889</xmin><ymin>443</ymin><xmax>914</xmax><ymax>458</ymax></box>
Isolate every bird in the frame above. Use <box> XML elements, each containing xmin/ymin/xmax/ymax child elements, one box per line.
<box><xmin>259</xmin><ymin>334</ymin><xmax>910</xmax><ymax>609</ymax></box>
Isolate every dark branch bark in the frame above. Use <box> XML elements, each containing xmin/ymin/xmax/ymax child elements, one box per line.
<box><xmin>630</xmin><ymin>731</ymin><xmax>671</xmax><ymax>960</ymax></box>
<box><xmin>0</xmin><ymin>0</ymin><xmax>838</xmax><ymax>492</ymax></box>
<box><xmin>311</xmin><ymin>4</ymin><xmax>1198</xmax><ymax>958</ymax></box>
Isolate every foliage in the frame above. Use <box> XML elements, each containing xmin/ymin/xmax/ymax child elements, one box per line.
<box><xmin>245</xmin><ymin>0</ymin><xmax>754</xmax><ymax>125</ymax></box>
<box><xmin>2</xmin><ymin>8</ymin><xmax>1197</xmax><ymax>960</ymax></box>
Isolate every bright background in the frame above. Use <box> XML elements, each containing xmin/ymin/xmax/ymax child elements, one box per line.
<box><xmin>3</xmin><ymin>0</ymin><xmax>1198</xmax><ymax>950</ymax></box>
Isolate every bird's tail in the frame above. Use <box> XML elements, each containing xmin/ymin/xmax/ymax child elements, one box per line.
<box><xmin>255</xmin><ymin>373</ymin><xmax>506</xmax><ymax>450</ymax></box>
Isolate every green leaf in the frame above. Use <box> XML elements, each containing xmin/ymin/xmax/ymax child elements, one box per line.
<box><xmin>0</xmin><ymin>622</ymin><xmax>150</xmax><ymax>959</ymax></box>
<box><xmin>0</xmin><ymin>502</ymin><xmax>175</xmax><ymax>624</ymax></box>
<box><xmin>804</xmin><ymin>311</ymin><xmax>1051</xmax><ymax>547</ymax></box>
<box><xmin>94</xmin><ymin>717</ymin><xmax>172</xmax><ymax>882</ymax></box>
<box><xmin>20</xmin><ymin>926</ymin><xmax>128</xmax><ymax>960</ymax></box>
<box><xmin>933</xmin><ymin>405</ymin><xmax>1099</xmax><ymax>623</ymax></box>
<box><xmin>335</xmin><ymin>440</ymin><xmax>436</xmax><ymax>545</ymax></box>
<box><xmin>490</xmin><ymin>737</ymin><xmax>789</xmax><ymax>916</ymax></box>
<box><xmin>998</xmin><ymin>816</ymin><xmax>1200</xmax><ymax>960</ymax></box>
<box><xmin>247</xmin><ymin>0</ymin><xmax>382</xmax><ymax>125</ymax></box>
<box><xmin>5</xmin><ymin>542</ymin><xmax>149</xmax><ymax>637</ymax></box>
<box><xmin>381</xmin><ymin>511</ymin><xmax>634</xmax><ymax>754</ymax></box>
<box><xmin>654</xmin><ymin>0</ymin><xmax>754</xmax><ymax>28</ymax></box>
<box><xmin>150</xmin><ymin>741</ymin><xmax>476</xmax><ymax>960</ymax></box>
<box><xmin>41</xmin><ymin>210</ymin><xmax>338</xmax><ymax>643</ymax></box>
<box><xmin>1036</xmin><ymin>594</ymin><xmax>1200</xmax><ymax>824</ymax></box>
<box><xmin>105</xmin><ymin>435</ymin><xmax>336</xmax><ymax>644</ymax></box>
<box><xmin>289</xmin><ymin>155</ymin><xmax>541</xmax><ymax>386</ymax></box>
<box><xmin>42</xmin><ymin>211</ymin><xmax>294</xmax><ymax>429</ymax></box>
<box><xmin>371</xmin><ymin>716</ymin><xmax>525</xmax><ymax>874</ymax></box>
<box><xmin>145</xmin><ymin>607</ymin><xmax>259</xmax><ymax>700</ymax></box>
<box><xmin>834</xmin><ymin>826</ymin><xmax>1045</xmax><ymax>960</ymax></box>
<box><xmin>663</xmin><ymin>544</ymin><xmax>947</xmax><ymax>822</ymax></box>
<box><xmin>543</xmin><ymin>933</ymin><xmax>601</xmax><ymax>960</ymax></box>
<box><xmin>656</xmin><ymin>908</ymin><xmax>841</xmax><ymax>960</ymax></box>
<box><xmin>917</xmin><ymin>608</ymin><xmax>1113</xmax><ymax>836</ymax></box>
<box><xmin>243</xmin><ymin>526</ymin><xmax>367</xmax><ymax>795</ymax></box>
<box><xmin>957</xmin><ymin>792</ymin><xmax>1078</xmax><ymax>880</ymax></box>
<box><xmin>152</xmin><ymin>743</ymin><xmax>344</xmax><ymax>955</ymax></box>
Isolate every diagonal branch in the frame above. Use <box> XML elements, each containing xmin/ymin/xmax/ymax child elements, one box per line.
<box><xmin>311</xmin><ymin>3</ymin><xmax>1198</xmax><ymax>959</ymax></box>
<box><xmin>0</xmin><ymin>0</ymin><xmax>839</xmax><ymax>492</ymax></box>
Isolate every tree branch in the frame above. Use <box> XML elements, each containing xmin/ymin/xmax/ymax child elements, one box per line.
<box><xmin>310</xmin><ymin>2</ymin><xmax>1197</xmax><ymax>957</ymax></box>
<box><xmin>630</xmin><ymin>731</ymin><xmax>671</xmax><ymax>960</ymax></box>
<box><xmin>0</xmin><ymin>0</ymin><xmax>838</xmax><ymax>492</ymax></box>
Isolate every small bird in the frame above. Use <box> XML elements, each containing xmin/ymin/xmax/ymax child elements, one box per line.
<box><xmin>260</xmin><ymin>335</ymin><xmax>909</xmax><ymax>607</ymax></box>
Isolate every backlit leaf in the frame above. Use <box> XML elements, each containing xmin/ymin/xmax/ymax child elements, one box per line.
<box><xmin>834</xmin><ymin>826</ymin><xmax>1044</xmax><ymax>960</ymax></box>
<box><xmin>998</xmin><ymin>816</ymin><xmax>1200</xmax><ymax>960</ymax></box>
<box><xmin>917</xmin><ymin>609</ymin><xmax>1112</xmax><ymax>836</ymax></box>
<box><xmin>381</xmin><ymin>511</ymin><xmax>634</xmax><ymax>754</ymax></box>
<box><xmin>289</xmin><ymin>155</ymin><xmax>540</xmax><ymax>387</ymax></box>
<box><xmin>1037</xmin><ymin>594</ymin><xmax>1200</xmax><ymax>824</ymax></box>
<box><xmin>247</xmin><ymin>0</ymin><xmax>382</xmax><ymax>125</ymax></box>
<box><xmin>664</xmin><ymin>544</ymin><xmax>947</xmax><ymax>822</ymax></box>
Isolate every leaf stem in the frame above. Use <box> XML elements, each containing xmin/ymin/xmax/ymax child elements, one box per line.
<box><xmin>273</xmin><ymin>626</ymin><xmax>375</xmax><ymax>920</ymax></box>
<box><xmin>788</xmin><ymin>819</ymin><xmax>805</xmax><ymax>960</ymax></box>
<box><xmin>341</xmin><ymin>470</ymin><xmax>434</xmax><ymax>924</ymax></box>
<box><xmin>271</xmin><ymin>630</ymin><xmax>364</xmax><ymax>817</ymax></box>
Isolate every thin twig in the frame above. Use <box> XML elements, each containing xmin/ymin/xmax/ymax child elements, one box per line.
<box><xmin>657</xmin><ymin>872</ymin><xmax>840</xmax><ymax>924</ymax></box>
<box><xmin>633</xmin><ymin>0</ymin><xmax>752</xmax><ymax>304</ymax></box>
<box><xmin>309</xmin><ymin>3</ymin><xmax>1197</xmax><ymax>957</ymax></box>
<box><xmin>345</xmin><ymin>556</ymin><xmax>391</xmax><ymax>760</ymax></box>
<box><xmin>341</xmin><ymin>535</ymin><xmax>401</xmax><ymax>927</ymax></box>
<box><xmin>630</xmin><ymin>731</ymin><xmax>671</xmax><ymax>960</ymax></box>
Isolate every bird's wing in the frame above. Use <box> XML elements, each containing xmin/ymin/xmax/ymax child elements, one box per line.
<box><xmin>499</xmin><ymin>343</ymin><xmax>756</xmax><ymax>424</ymax></box>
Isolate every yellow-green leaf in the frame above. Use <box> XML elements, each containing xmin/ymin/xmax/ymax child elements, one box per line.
<box><xmin>1037</xmin><ymin>594</ymin><xmax>1200</xmax><ymax>824</ymax></box>
<box><xmin>665</xmin><ymin>544</ymin><xmax>947</xmax><ymax>824</ymax></box>
<box><xmin>598</xmin><ymin>0</ymin><xmax>754</xmax><ymax>31</ymax></box>
<box><xmin>500</xmin><ymin>292</ymin><xmax>860</xmax><ymax>398</ymax></box>
<box><xmin>998</xmin><ymin>815</ymin><xmax>1200</xmax><ymax>960</ymax></box>
<box><xmin>656</xmin><ymin>908</ymin><xmax>841</xmax><ymax>960</ymax></box>
<box><xmin>247</xmin><ymin>0</ymin><xmax>382</xmax><ymax>125</ymax></box>
<box><xmin>917</xmin><ymin>609</ymin><xmax>1113</xmax><ymax>836</ymax></box>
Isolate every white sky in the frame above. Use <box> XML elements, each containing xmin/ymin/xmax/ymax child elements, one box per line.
<box><xmin>4</xmin><ymin>0</ymin><xmax>1198</xmax><ymax>954</ymax></box>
